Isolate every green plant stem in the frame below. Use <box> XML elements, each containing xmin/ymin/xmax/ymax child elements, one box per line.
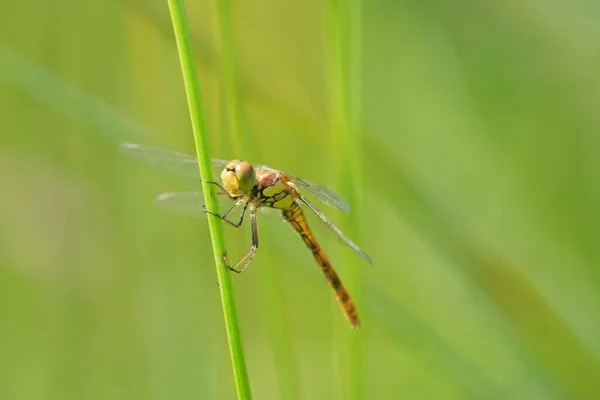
<box><xmin>212</xmin><ymin>0</ymin><xmax>251</xmax><ymax>155</ymax></box>
<box><xmin>212</xmin><ymin>1</ymin><xmax>300</xmax><ymax>398</ymax></box>
<box><xmin>326</xmin><ymin>0</ymin><xmax>364</xmax><ymax>399</ymax></box>
<box><xmin>166</xmin><ymin>1</ymin><xmax>252</xmax><ymax>399</ymax></box>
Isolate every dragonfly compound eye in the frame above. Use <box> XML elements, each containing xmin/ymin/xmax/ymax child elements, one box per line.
<box><xmin>221</xmin><ymin>160</ymin><xmax>255</xmax><ymax>195</ymax></box>
<box><xmin>235</xmin><ymin>161</ymin><xmax>256</xmax><ymax>193</ymax></box>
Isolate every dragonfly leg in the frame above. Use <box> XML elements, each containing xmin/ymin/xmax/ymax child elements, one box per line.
<box><xmin>204</xmin><ymin>200</ymin><xmax>248</xmax><ymax>228</ymax></box>
<box><xmin>205</xmin><ymin>181</ymin><xmax>234</xmax><ymax>198</ymax></box>
<box><xmin>228</xmin><ymin>205</ymin><xmax>259</xmax><ymax>273</ymax></box>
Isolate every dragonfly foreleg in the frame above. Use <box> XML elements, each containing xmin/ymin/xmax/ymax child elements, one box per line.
<box><xmin>205</xmin><ymin>181</ymin><xmax>234</xmax><ymax>199</ymax></box>
<box><xmin>203</xmin><ymin>199</ymin><xmax>248</xmax><ymax>228</ymax></box>
<box><xmin>227</xmin><ymin>205</ymin><xmax>259</xmax><ymax>273</ymax></box>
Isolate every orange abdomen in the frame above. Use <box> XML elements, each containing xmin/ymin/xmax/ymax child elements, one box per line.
<box><xmin>283</xmin><ymin>202</ymin><xmax>360</xmax><ymax>328</ymax></box>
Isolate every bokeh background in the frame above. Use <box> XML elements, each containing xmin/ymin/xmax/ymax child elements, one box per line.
<box><xmin>2</xmin><ymin>0</ymin><xmax>600</xmax><ymax>399</ymax></box>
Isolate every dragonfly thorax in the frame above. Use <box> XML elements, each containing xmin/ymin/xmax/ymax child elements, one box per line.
<box><xmin>256</xmin><ymin>169</ymin><xmax>295</xmax><ymax>210</ymax></box>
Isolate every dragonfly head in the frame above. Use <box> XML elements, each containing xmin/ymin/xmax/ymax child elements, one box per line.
<box><xmin>221</xmin><ymin>160</ymin><xmax>256</xmax><ymax>195</ymax></box>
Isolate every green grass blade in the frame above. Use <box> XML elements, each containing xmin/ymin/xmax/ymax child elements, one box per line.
<box><xmin>325</xmin><ymin>0</ymin><xmax>365</xmax><ymax>398</ymax></box>
<box><xmin>166</xmin><ymin>0</ymin><xmax>252</xmax><ymax>398</ymax></box>
<box><xmin>213</xmin><ymin>0</ymin><xmax>251</xmax><ymax>155</ymax></box>
<box><xmin>212</xmin><ymin>1</ymin><xmax>300</xmax><ymax>398</ymax></box>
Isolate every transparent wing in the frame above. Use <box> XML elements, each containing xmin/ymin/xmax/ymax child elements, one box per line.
<box><xmin>119</xmin><ymin>142</ymin><xmax>229</xmax><ymax>177</ymax></box>
<box><xmin>154</xmin><ymin>191</ymin><xmax>283</xmax><ymax>225</ymax></box>
<box><xmin>287</xmin><ymin>174</ymin><xmax>350</xmax><ymax>212</ymax></box>
<box><xmin>154</xmin><ymin>191</ymin><xmax>251</xmax><ymax>217</ymax></box>
<box><xmin>155</xmin><ymin>191</ymin><xmax>212</xmax><ymax>216</ymax></box>
<box><xmin>297</xmin><ymin>195</ymin><xmax>373</xmax><ymax>264</ymax></box>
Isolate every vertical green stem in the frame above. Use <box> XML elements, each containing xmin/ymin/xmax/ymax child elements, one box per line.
<box><xmin>212</xmin><ymin>1</ymin><xmax>300</xmax><ymax>398</ymax></box>
<box><xmin>326</xmin><ymin>0</ymin><xmax>364</xmax><ymax>399</ymax></box>
<box><xmin>213</xmin><ymin>0</ymin><xmax>251</xmax><ymax>155</ymax></box>
<box><xmin>166</xmin><ymin>1</ymin><xmax>252</xmax><ymax>398</ymax></box>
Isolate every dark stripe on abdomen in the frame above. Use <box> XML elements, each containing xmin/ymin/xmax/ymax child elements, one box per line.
<box><xmin>283</xmin><ymin>202</ymin><xmax>360</xmax><ymax>328</ymax></box>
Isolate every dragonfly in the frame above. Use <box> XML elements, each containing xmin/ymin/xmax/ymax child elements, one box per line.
<box><xmin>120</xmin><ymin>142</ymin><xmax>372</xmax><ymax>328</ymax></box>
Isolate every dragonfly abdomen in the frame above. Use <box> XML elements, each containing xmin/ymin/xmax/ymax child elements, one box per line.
<box><xmin>283</xmin><ymin>202</ymin><xmax>360</xmax><ymax>328</ymax></box>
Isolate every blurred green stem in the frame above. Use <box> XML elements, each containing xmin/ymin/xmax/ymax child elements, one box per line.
<box><xmin>211</xmin><ymin>1</ymin><xmax>300</xmax><ymax>398</ymax></box>
<box><xmin>326</xmin><ymin>0</ymin><xmax>364</xmax><ymax>399</ymax></box>
<box><xmin>212</xmin><ymin>0</ymin><xmax>250</xmax><ymax>154</ymax></box>
<box><xmin>166</xmin><ymin>0</ymin><xmax>252</xmax><ymax>398</ymax></box>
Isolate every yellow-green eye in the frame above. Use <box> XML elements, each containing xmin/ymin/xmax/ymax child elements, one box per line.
<box><xmin>235</xmin><ymin>161</ymin><xmax>255</xmax><ymax>192</ymax></box>
<box><xmin>221</xmin><ymin>160</ymin><xmax>255</xmax><ymax>195</ymax></box>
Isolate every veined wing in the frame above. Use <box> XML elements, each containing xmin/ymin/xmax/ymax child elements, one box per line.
<box><xmin>154</xmin><ymin>191</ymin><xmax>283</xmax><ymax>224</ymax></box>
<box><xmin>154</xmin><ymin>191</ymin><xmax>206</xmax><ymax>216</ymax></box>
<box><xmin>297</xmin><ymin>195</ymin><xmax>373</xmax><ymax>264</ymax></box>
<box><xmin>154</xmin><ymin>191</ymin><xmax>234</xmax><ymax>217</ymax></box>
<box><xmin>287</xmin><ymin>174</ymin><xmax>350</xmax><ymax>212</ymax></box>
<box><xmin>119</xmin><ymin>142</ymin><xmax>229</xmax><ymax>177</ymax></box>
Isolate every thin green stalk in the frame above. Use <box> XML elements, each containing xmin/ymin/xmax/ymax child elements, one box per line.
<box><xmin>326</xmin><ymin>0</ymin><xmax>364</xmax><ymax>399</ymax></box>
<box><xmin>213</xmin><ymin>0</ymin><xmax>251</xmax><ymax>155</ymax></box>
<box><xmin>212</xmin><ymin>1</ymin><xmax>300</xmax><ymax>398</ymax></box>
<box><xmin>166</xmin><ymin>1</ymin><xmax>252</xmax><ymax>399</ymax></box>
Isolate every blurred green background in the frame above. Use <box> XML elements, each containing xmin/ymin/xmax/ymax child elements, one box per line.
<box><xmin>2</xmin><ymin>0</ymin><xmax>600</xmax><ymax>399</ymax></box>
